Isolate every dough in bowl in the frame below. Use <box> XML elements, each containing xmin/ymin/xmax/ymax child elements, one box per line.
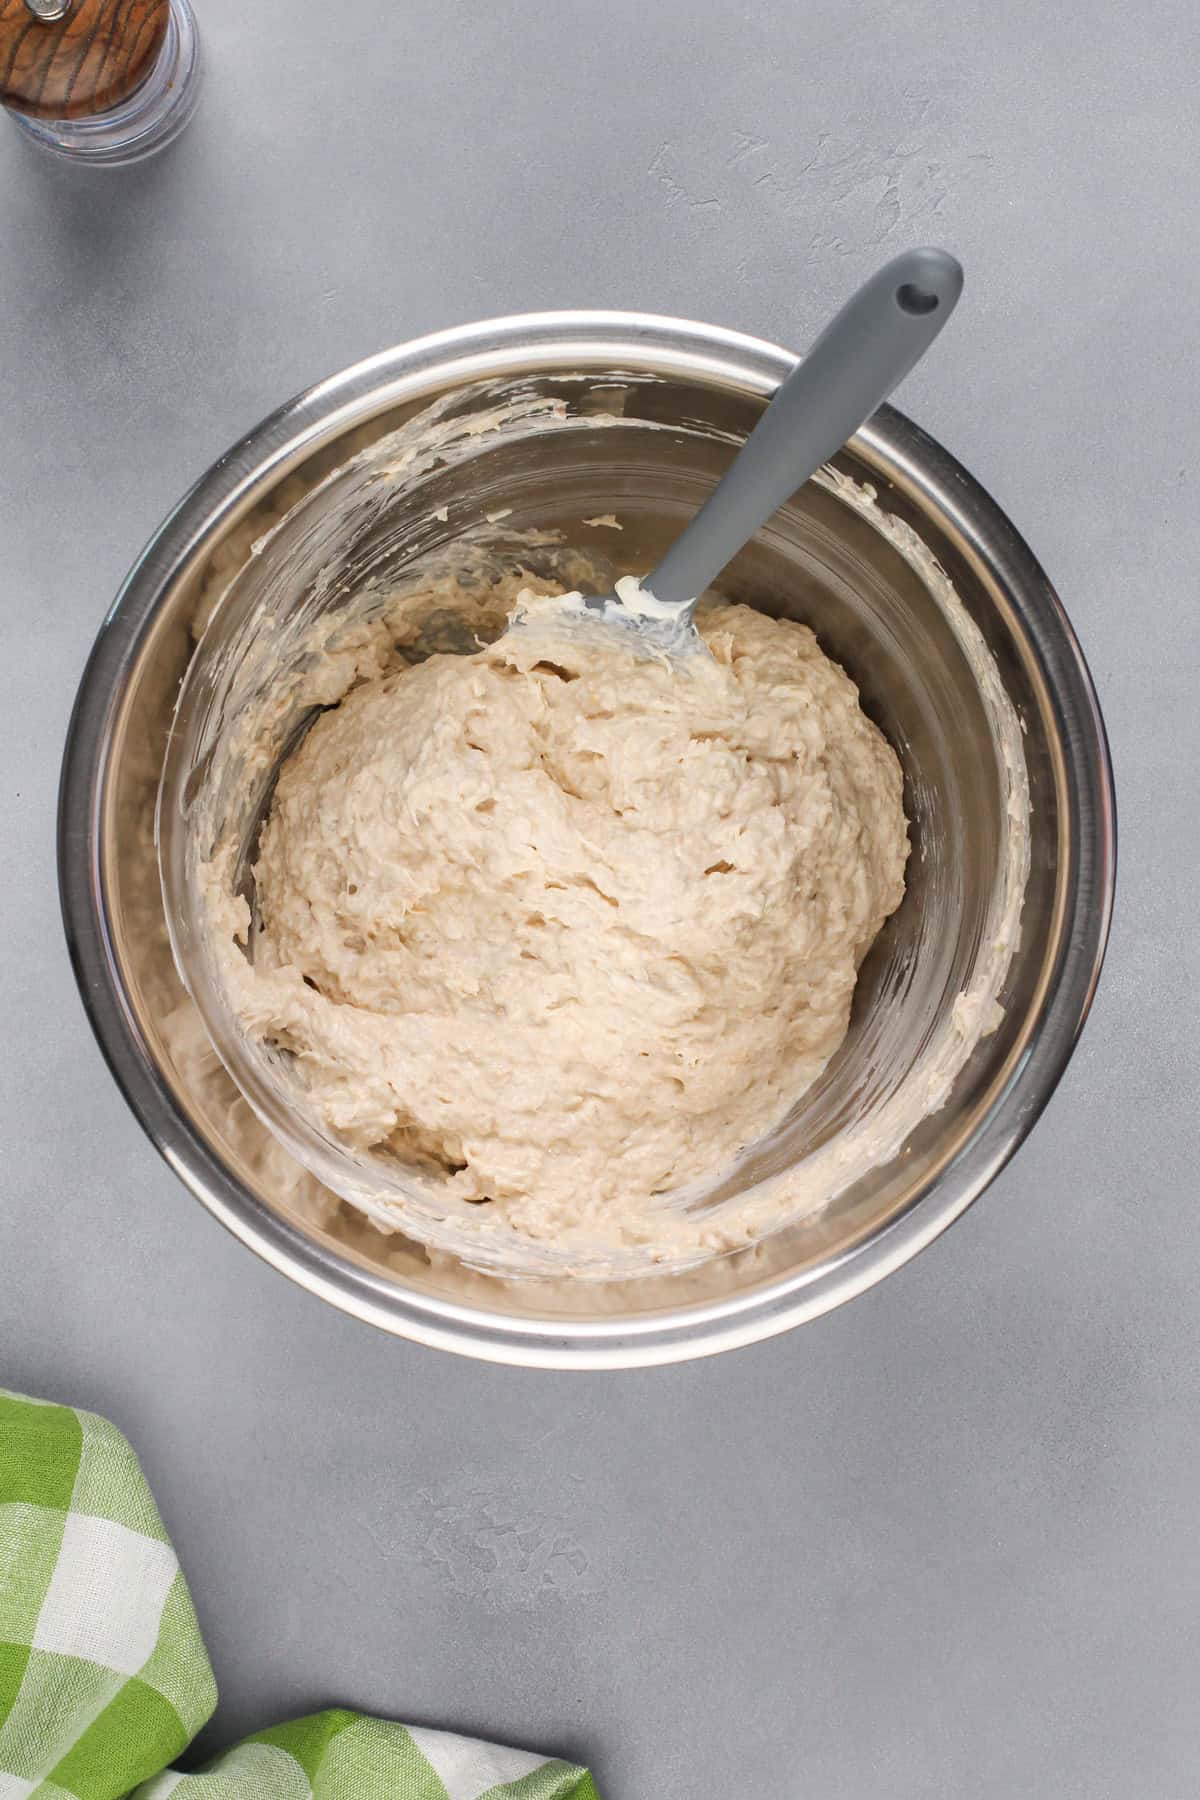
<box><xmin>222</xmin><ymin>594</ymin><xmax>909</xmax><ymax>1249</ymax></box>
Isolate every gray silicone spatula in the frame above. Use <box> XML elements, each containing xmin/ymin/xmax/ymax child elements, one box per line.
<box><xmin>573</xmin><ymin>247</ymin><xmax>964</xmax><ymax>650</ymax></box>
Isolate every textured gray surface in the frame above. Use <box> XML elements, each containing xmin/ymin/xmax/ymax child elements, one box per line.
<box><xmin>0</xmin><ymin>0</ymin><xmax>1196</xmax><ymax>1792</ymax></box>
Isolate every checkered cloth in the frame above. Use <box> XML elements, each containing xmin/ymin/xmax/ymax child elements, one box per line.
<box><xmin>0</xmin><ymin>1392</ymin><xmax>599</xmax><ymax>1800</ymax></box>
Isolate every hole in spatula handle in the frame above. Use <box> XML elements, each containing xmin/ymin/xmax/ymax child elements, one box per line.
<box><xmin>895</xmin><ymin>283</ymin><xmax>941</xmax><ymax>316</ymax></box>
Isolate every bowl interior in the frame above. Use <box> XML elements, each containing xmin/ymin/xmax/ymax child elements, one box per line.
<box><xmin>139</xmin><ymin>364</ymin><xmax>1040</xmax><ymax>1297</ymax></box>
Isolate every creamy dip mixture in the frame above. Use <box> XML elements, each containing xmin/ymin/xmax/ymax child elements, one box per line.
<box><xmin>214</xmin><ymin>584</ymin><xmax>908</xmax><ymax>1247</ymax></box>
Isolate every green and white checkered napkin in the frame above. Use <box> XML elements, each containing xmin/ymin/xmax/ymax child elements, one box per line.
<box><xmin>0</xmin><ymin>1391</ymin><xmax>599</xmax><ymax>1800</ymax></box>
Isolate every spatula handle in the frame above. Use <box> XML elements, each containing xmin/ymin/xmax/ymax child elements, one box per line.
<box><xmin>644</xmin><ymin>248</ymin><xmax>965</xmax><ymax>610</ymax></box>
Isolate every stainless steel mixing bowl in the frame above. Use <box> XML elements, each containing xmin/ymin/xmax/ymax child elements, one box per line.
<box><xmin>59</xmin><ymin>313</ymin><xmax>1115</xmax><ymax>1367</ymax></box>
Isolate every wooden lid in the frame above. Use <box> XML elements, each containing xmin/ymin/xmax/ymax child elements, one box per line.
<box><xmin>0</xmin><ymin>0</ymin><xmax>169</xmax><ymax>120</ymax></box>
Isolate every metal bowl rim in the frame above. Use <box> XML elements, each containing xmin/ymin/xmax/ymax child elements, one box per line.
<box><xmin>57</xmin><ymin>309</ymin><xmax>1117</xmax><ymax>1368</ymax></box>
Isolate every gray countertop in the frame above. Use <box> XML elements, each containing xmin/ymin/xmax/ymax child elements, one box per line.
<box><xmin>1</xmin><ymin>1</ymin><xmax>1196</xmax><ymax>1793</ymax></box>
